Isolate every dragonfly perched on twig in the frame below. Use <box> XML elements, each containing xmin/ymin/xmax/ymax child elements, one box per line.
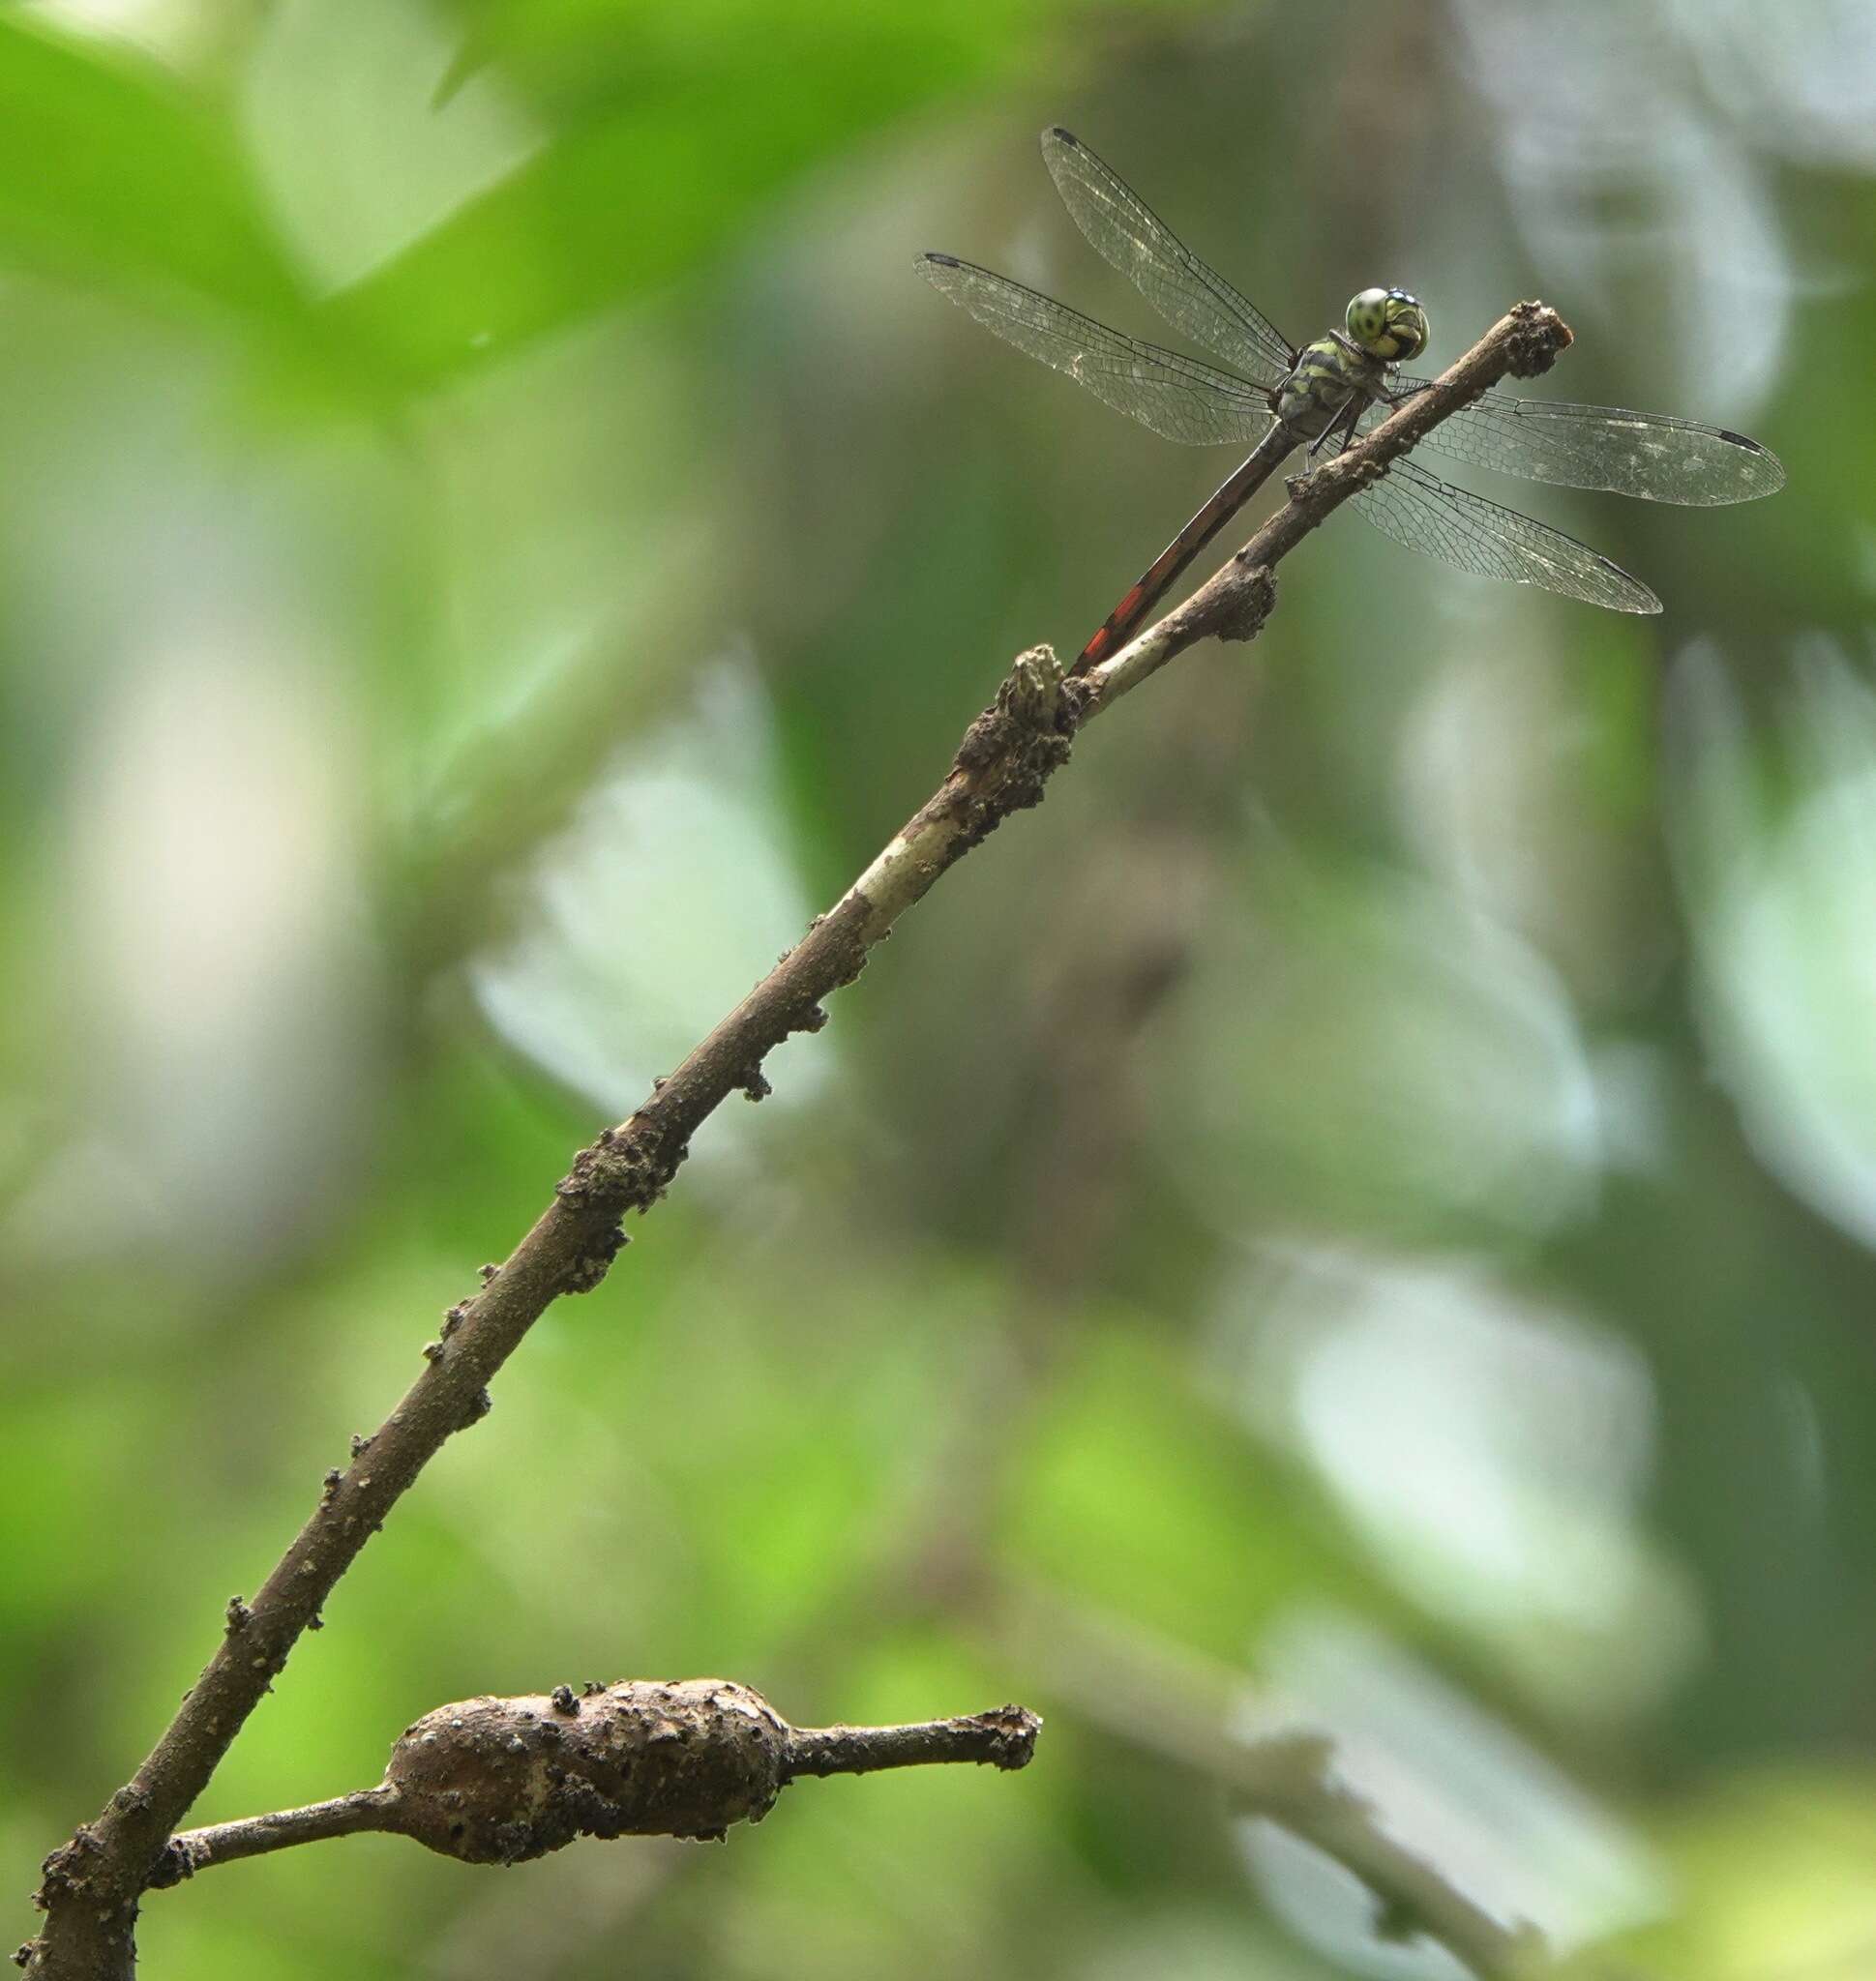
<box><xmin>920</xmin><ymin>128</ymin><xmax>1784</xmax><ymax>666</ymax></box>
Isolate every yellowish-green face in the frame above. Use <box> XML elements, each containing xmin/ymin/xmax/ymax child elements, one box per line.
<box><xmin>1345</xmin><ymin>286</ymin><xmax>1429</xmax><ymax>362</ymax></box>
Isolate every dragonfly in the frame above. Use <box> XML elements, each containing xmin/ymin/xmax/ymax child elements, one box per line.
<box><xmin>920</xmin><ymin>128</ymin><xmax>1784</xmax><ymax>667</ymax></box>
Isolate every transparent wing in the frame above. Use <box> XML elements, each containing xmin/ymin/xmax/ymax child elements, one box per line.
<box><xmin>1354</xmin><ymin>457</ymin><xmax>1661</xmax><ymax>613</ymax></box>
<box><xmin>1041</xmin><ymin>127</ymin><xmax>1296</xmax><ymax>389</ymax></box>
<box><xmin>1371</xmin><ymin>383</ymin><xmax>1786</xmax><ymax>505</ymax></box>
<box><xmin>918</xmin><ymin>253</ymin><xmax>1277</xmax><ymax>448</ymax></box>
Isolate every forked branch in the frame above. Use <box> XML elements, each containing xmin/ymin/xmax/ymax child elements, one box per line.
<box><xmin>21</xmin><ymin>301</ymin><xmax>1571</xmax><ymax>1981</ymax></box>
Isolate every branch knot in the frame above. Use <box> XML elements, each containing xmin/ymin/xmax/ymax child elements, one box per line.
<box><xmin>1214</xmin><ymin>563</ymin><xmax>1276</xmax><ymax>644</ymax></box>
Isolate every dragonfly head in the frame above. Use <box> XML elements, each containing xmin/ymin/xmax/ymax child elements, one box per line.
<box><xmin>1346</xmin><ymin>286</ymin><xmax>1428</xmax><ymax>363</ymax></box>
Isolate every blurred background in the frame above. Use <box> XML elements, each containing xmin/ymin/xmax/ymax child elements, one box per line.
<box><xmin>1</xmin><ymin>0</ymin><xmax>1872</xmax><ymax>1975</ymax></box>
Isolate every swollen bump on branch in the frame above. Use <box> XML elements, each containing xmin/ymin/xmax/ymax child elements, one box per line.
<box><xmin>949</xmin><ymin>645</ymin><xmax>1079</xmax><ymax>818</ymax></box>
<box><xmin>1212</xmin><ymin>564</ymin><xmax>1276</xmax><ymax>645</ymax></box>
<box><xmin>152</xmin><ymin>1682</ymin><xmax>1041</xmax><ymax>1878</ymax></box>
<box><xmin>386</xmin><ymin>1680</ymin><xmax>788</xmax><ymax>1859</ymax></box>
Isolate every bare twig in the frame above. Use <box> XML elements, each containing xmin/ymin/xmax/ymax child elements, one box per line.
<box><xmin>20</xmin><ymin>301</ymin><xmax>1570</xmax><ymax>1980</ymax></box>
<box><xmin>782</xmin><ymin>1707</ymin><xmax>1039</xmax><ymax>1781</ymax></box>
<box><xmin>150</xmin><ymin>1790</ymin><xmax>398</xmax><ymax>1881</ymax></box>
<box><xmin>1233</xmin><ymin>1736</ymin><xmax>1547</xmax><ymax>1981</ymax></box>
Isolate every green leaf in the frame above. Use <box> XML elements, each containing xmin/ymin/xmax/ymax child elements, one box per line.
<box><xmin>0</xmin><ymin>17</ymin><xmax>306</xmax><ymax>322</ymax></box>
<box><xmin>323</xmin><ymin>16</ymin><xmax>1042</xmax><ymax>387</ymax></box>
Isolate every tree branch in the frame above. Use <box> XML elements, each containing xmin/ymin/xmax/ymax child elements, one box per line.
<box><xmin>1231</xmin><ymin>1735</ymin><xmax>1547</xmax><ymax>1981</ymax></box>
<box><xmin>1002</xmin><ymin>1589</ymin><xmax>1549</xmax><ymax>1981</ymax></box>
<box><xmin>21</xmin><ymin>300</ymin><xmax>1570</xmax><ymax>1980</ymax></box>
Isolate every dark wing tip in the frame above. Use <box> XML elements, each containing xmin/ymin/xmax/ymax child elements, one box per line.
<box><xmin>922</xmin><ymin>251</ymin><xmax>960</xmax><ymax>268</ymax></box>
<box><xmin>1046</xmin><ymin>126</ymin><xmax>1078</xmax><ymax>146</ymax></box>
<box><xmin>1716</xmin><ymin>429</ymin><xmax>1788</xmax><ymax>492</ymax></box>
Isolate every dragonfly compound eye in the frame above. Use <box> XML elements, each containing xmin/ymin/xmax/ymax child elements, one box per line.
<box><xmin>1347</xmin><ymin>286</ymin><xmax>1427</xmax><ymax>362</ymax></box>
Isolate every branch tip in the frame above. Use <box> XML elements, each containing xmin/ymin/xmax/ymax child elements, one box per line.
<box><xmin>784</xmin><ymin>1703</ymin><xmax>1042</xmax><ymax>1781</ymax></box>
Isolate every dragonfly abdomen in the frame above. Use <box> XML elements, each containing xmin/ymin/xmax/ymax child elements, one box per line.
<box><xmin>1073</xmin><ymin>423</ymin><xmax>1296</xmax><ymax>670</ymax></box>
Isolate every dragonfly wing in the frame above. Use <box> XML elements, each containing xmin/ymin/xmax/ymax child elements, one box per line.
<box><xmin>919</xmin><ymin>253</ymin><xmax>1277</xmax><ymax>447</ymax></box>
<box><xmin>1378</xmin><ymin>382</ymin><xmax>1785</xmax><ymax>505</ymax></box>
<box><xmin>1041</xmin><ymin>127</ymin><xmax>1296</xmax><ymax>389</ymax></box>
<box><xmin>1354</xmin><ymin>457</ymin><xmax>1661</xmax><ymax>613</ymax></box>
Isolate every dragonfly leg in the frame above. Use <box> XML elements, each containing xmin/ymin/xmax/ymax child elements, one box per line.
<box><xmin>1309</xmin><ymin>395</ymin><xmax>1366</xmax><ymax>459</ymax></box>
<box><xmin>1284</xmin><ymin>397</ymin><xmax>1368</xmax><ymax>497</ymax></box>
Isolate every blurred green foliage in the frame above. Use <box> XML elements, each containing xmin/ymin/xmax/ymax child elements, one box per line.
<box><xmin>3</xmin><ymin>1</ymin><xmax>1876</xmax><ymax>1976</ymax></box>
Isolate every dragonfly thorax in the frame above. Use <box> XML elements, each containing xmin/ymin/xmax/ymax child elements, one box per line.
<box><xmin>1275</xmin><ymin>333</ymin><xmax>1386</xmax><ymax>437</ymax></box>
<box><xmin>1346</xmin><ymin>286</ymin><xmax>1429</xmax><ymax>362</ymax></box>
